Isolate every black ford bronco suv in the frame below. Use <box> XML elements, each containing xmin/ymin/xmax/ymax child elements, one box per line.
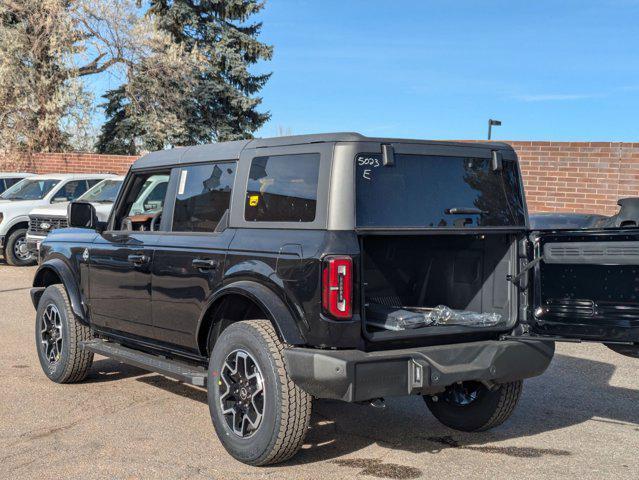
<box><xmin>31</xmin><ymin>133</ymin><xmax>639</xmax><ymax>465</ymax></box>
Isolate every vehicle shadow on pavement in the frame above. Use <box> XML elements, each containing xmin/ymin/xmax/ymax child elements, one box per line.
<box><xmin>85</xmin><ymin>358</ymin><xmax>153</xmax><ymax>384</ymax></box>
<box><xmin>286</xmin><ymin>352</ymin><xmax>638</xmax><ymax>465</ymax></box>
<box><xmin>137</xmin><ymin>374</ymin><xmax>209</xmax><ymax>403</ymax></box>
<box><xmin>87</xmin><ymin>352</ymin><xmax>638</xmax><ymax>465</ymax></box>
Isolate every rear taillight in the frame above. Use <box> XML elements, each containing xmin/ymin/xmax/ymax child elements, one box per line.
<box><xmin>321</xmin><ymin>255</ymin><xmax>352</xmax><ymax>319</ymax></box>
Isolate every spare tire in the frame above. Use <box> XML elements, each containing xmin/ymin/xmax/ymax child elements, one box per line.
<box><xmin>424</xmin><ymin>380</ymin><xmax>522</xmax><ymax>432</ymax></box>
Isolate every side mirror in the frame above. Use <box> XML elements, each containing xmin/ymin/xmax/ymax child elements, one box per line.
<box><xmin>68</xmin><ymin>201</ymin><xmax>102</xmax><ymax>231</ymax></box>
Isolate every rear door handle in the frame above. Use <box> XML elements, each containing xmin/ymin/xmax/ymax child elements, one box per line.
<box><xmin>128</xmin><ymin>254</ymin><xmax>150</xmax><ymax>266</ymax></box>
<box><xmin>192</xmin><ymin>258</ymin><xmax>218</xmax><ymax>271</ymax></box>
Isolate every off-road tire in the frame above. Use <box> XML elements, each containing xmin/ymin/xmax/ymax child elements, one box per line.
<box><xmin>208</xmin><ymin>320</ymin><xmax>312</xmax><ymax>466</ymax></box>
<box><xmin>35</xmin><ymin>284</ymin><xmax>93</xmax><ymax>383</ymax></box>
<box><xmin>5</xmin><ymin>228</ymin><xmax>36</xmax><ymax>266</ymax></box>
<box><xmin>424</xmin><ymin>380</ymin><xmax>523</xmax><ymax>432</ymax></box>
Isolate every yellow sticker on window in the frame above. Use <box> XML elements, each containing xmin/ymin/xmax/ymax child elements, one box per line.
<box><xmin>249</xmin><ymin>195</ymin><xmax>259</xmax><ymax>207</ymax></box>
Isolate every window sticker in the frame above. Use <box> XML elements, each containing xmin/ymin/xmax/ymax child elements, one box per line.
<box><xmin>249</xmin><ymin>194</ymin><xmax>259</xmax><ymax>207</ymax></box>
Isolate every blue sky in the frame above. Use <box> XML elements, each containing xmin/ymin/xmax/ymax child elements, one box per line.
<box><xmin>249</xmin><ymin>0</ymin><xmax>639</xmax><ymax>141</ymax></box>
<box><xmin>88</xmin><ymin>1</ymin><xmax>639</xmax><ymax>142</ymax></box>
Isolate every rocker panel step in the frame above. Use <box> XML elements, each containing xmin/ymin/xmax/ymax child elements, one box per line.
<box><xmin>81</xmin><ymin>340</ymin><xmax>208</xmax><ymax>387</ymax></box>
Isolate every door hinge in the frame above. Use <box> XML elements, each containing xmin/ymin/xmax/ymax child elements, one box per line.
<box><xmin>507</xmin><ymin>256</ymin><xmax>544</xmax><ymax>289</ymax></box>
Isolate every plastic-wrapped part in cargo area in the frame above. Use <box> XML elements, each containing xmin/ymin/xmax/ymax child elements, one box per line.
<box><xmin>366</xmin><ymin>303</ymin><xmax>504</xmax><ymax>331</ymax></box>
<box><xmin>361</xmin><ymin>234</ymin><xmax>519</xmax><ymax>340</ymax></box>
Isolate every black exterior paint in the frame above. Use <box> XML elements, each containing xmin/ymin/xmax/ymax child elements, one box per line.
<box><xmin>89</xmin><ymin>232</ymin><xmax>158</xmax><ymax>338</ymax></box>
<box><xmin>31</xmin><ymin>134</ymin><xmax>639</xmax><ymax>371</ymax></box>
<box><xmin>151</xmin><ymin>229</ymin><xmax>234</xmax><ymax>348</ymax></box>
<box><xmin>532</xmin><ymin>229</ymin><xmax>639</xmax><ymax>343</ymax></box>
<box><xmin>35</xmin><ymin>226</ymin><xmax>364</xmax><ymax>358</ymax></box>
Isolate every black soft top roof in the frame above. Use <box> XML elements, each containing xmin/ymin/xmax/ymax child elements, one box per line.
<box><xmin>132</xmin><ymin>132</ymin><xmax>514</xmax><ymax>170</ymax></box>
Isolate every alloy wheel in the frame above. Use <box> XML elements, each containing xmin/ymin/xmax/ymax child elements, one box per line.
<box><xmin>218</xmin><ymin>349</ymin><xmax>265</xmax><ymax>438</ymax></box>
<box><xmin>40</xmin><ymin>304</ymin><xmax>63</xmax><ymax>364</ymax></box>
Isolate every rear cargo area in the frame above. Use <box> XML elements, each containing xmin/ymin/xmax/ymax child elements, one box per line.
<box><xmin>361</xmin><ymin>234</ymin><xmax>519</xmax><ymax>340</ymax></box>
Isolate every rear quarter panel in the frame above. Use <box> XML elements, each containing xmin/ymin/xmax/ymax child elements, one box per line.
<box><xmin>226</xmin><ymin>228</ymin><xmax>362</xmax><ymax>348</ymax></box>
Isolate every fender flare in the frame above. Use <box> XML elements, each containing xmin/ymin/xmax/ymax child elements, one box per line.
<box><xmin>198</xmin><ymin>280</ymin><xmax>306</xmax><ymax>348</ymax></box>
<box><xmin>2</xmin><ymin>216</ymin><xmax>29</xmax><ymax>235</ymax></box>
<box><xmin>32</xmin><ymin>258</ymin><xmax>87</xmax><ymax>325</ymax></box>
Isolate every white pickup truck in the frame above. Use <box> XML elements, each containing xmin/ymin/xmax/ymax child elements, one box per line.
<box><xmin>0</xmin><ymin>173</ymin><xmax>33</xmax><ymax>195</ymax></box>
<box><xmin>25</xmin><ymin>174</ymin><xmax>169</xmax><ymax>260</ymax></box>
<box><xmin>26</xmin><ymin>177</ymin><xmax>125</xmax><ymax>255</ymax></box>
<box><xmin>0</xmin><ymin>174</ymin><xmax>113</xmax><ymax>266</ymax></box>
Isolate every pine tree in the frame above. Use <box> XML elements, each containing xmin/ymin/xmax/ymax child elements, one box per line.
<box><xmin>95</xmin><ymin>87</ymin><xmax>140</xmax><ymax>155</ymax></box>
<box><xmin>97</xmin><ymin>0</ymin><xmax>273</xmax><ymax>154</ymax></box>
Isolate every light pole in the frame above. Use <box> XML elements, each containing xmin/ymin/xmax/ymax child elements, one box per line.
<box><xmin>487</xmin><ymin>119</ymin><xmax>502</xmax><ymax>140</ymax></box>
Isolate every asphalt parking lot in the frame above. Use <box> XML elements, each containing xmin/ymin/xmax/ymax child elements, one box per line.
<box><xmin>1</xmin><ymin>261</ymin><xmax>637</xmax><ymax>480</ymax></box>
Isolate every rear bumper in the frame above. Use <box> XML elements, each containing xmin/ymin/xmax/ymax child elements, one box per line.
<box><xmin>285</xmin><ymin>339</ymin><xmax>554</xmax><ymax>402</ymax></box>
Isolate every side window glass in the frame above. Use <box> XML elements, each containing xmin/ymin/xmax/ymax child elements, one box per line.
<box><xmin>5</xmin><ymin>178</ymin><xmax>21</xmax><ymax>188</ymax></box>
<box><xmin>128</xmin><ymin>175</ymin><xmax>169</xmax><ymax>216</ymax></box>
<box><xmin>52</xmin><ymin>180</ymin><xmax>89</xmax><ymax>202</ymax></box>
<box><xmin>1</xmin><ymin>178</ymin><xmax>21</xmax><ymax>194</ymax></box>
<box><xmin>113</xmin><ymin>172</ymin><xmax>170</xmax><ymax>231</ymax></box>
<box><xmin>172</xmin><ymin>162</ymin><xmax>236</xmax><ymax>232</ymax></box>
<box><xmin>245</xmin><ymin>153</ymin><xmax>320</xmax><ymax>222</ymax></box>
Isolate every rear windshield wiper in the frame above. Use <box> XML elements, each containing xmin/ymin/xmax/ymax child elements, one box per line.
<box><xmin>445</xmin><ymin>207</ymin><xmax>489</xmax><ymax>215</ymax></box>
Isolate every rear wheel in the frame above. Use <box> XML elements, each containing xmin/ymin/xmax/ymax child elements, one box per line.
<box><xmin>208</xmin><ymin>320</ymin><xmax>312</xmax><ymax>466</ymax></box>
<box><xmin>5</xmin><ymin>228</ymin><xmax>36</xmax><ymax>266</ymax></box>
<box><xmin>424</xmin><ymin>380</ymin><xmax>522</xmax><ymax>432</ymax></box>
<box><xmin>35</xmin><ymin>285</ymin><xmax>94</xmax><ymax>383</ymax></box>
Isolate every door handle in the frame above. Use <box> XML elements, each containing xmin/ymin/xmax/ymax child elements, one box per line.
<box><xmin>128</xmin><ymin>254</ymin><xmax>150</xmax><ymax>266</ymax></box>
<box><xmin>192</xmin><ymin>258</ymin><xmax>218</xmax><ymax>271</ymax></box>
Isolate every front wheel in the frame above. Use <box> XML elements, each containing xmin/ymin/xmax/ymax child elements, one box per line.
<box><xmin>35</xmin><ymin>284</ymin><xmax>94</xmax><ymax>383</ymax></box>
<box><xmin>208</xmin><ymin>320</ymin><xmax>312</xmax><ymax>466</ymax></box>
<box><xmin>5</xmin><ymin>228</ymin><xmax>36</xmax><ymax>266</ymax></box>
<box><xmin>424</xmin><ymin>380</ymin><xmax>522</xmax><ymax>432</ymax></box>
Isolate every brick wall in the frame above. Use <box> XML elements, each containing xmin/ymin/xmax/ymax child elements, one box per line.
<box><xmin>513</xmin><ymin>141</ymin><xmax>639</xmax><ymax>216</ymax></box>
<box><xmin>3</xmin><ymin>142</ymin><xmax>639</xmax><ymax>215</ymax></box>
<box><xmin>0</xmin><ymin>152</ymin><xmax>137</xmax><ymax>176</ymax></box>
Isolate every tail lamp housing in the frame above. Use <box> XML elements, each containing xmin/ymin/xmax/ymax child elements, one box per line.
<box><xmin>321</xmin><ymin>255</ymin><xmax>353</xmax><ymax>319</ymax></box>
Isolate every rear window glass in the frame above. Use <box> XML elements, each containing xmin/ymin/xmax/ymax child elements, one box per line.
<box><xmin>245</xmin><ymin>153</ymin><xmax>320</xmax><ymax>222</ymax></box>
<box><xmin>356</xmin><ymin>153</ymin><xmax>526</xmax><ymax>228</ymax></box>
